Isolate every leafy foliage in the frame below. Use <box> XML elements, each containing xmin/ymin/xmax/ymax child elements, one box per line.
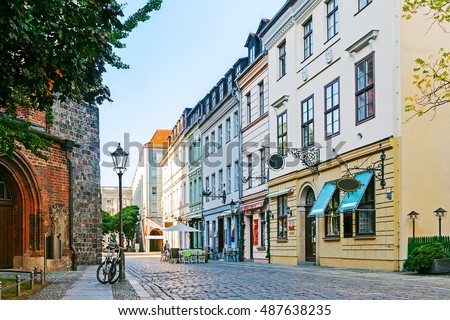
<box><xmin>0</xmin><ymin>0</ymin><xmax>162</xmax><ymax>157</ymax></box>
<box><xmin>101</xmin><ymin>210</ymin><xmax>114</xmax><ymax>235</ymax></box>
<box><xmin>122</xmin><ymin>205</ymin><xmax>140</xmax><ymax>244</ymax></box>
<box><xmin>403</xmin><ymin>242</ymin><xmax>448</xmax><ymax>274</ymax></box>
<box><xmin>402</xmin><ymin>0</ymin><xmax>450</xmax><ymax>118</ymax></box>
<box><xmin>102</xmin><ymin>205</ymin><xmax>140</xmax><ymax>245</ymax></box>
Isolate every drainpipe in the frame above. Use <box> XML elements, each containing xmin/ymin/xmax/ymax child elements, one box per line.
<box><xmin>233</xmin><ymin>79</ymin><xmax>245</xmax><ymax>261</ymax></box>
<box><xmin>63</xmin><ymin>139</ymin><xmax>78</xmax><ymax>271</ymax></box>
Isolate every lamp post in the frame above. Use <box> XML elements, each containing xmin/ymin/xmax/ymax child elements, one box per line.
<box><xmin>407</xmin><ymin>210</ymin><xmax>419</xmax><ymax>238</ymax></box>
<box><xmin>229</xmin><ymin>200</ymin><xmax>243</xmax><ymax>261</ymax></box>
<box><xmin>111</xmin><ymin>143</ymin><xmax>128</xmax><ymax>281</ymax></box>
<box><xmin>434</xmin><ymin>207</ymin><xmax>447</xmax><ymax>237</ymax></box>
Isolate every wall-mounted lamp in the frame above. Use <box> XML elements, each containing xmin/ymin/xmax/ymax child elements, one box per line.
<box><xmin>267</xmin><ymin>209</ymin><xmax>274</xmax><ymax>219</ymax></box>
<box><xmin>229</xmin><ymin>199</ymin><xmax>237</xmax><ymax>214</ymax></box>
<box><xmin>287</xmin><ymin>207</ymin><xmax>293</xmax><ymax>217</ymax></box>
<box><xmin>202</xmin><ymin>187</ymin><xmax>226</xmax><ymax>204</ymax></box>
<box><xmin>407</xmin><ymin>210</ymin><xmax>419</xmax><ymax>238</ymax></box>
<box><xmin>434</xmin><ymin>207</ymin><xmax>447</xmax><ymax>237</ymax></box>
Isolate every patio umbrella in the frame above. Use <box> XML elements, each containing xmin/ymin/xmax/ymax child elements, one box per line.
<box><xmin>163</xmin><ymin>223</ymin><xmax>200</xmax><ymax>252</ymax></box>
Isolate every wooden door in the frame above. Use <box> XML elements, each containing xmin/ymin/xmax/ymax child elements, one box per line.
<box><xmin>0</xmin><ymin>202</ymin><xmax>13</xmax><ymax>268</ymax></box>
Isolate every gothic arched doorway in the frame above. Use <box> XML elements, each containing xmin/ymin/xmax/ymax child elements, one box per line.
<box><xmin>0</xmin><ymin>174</ymin><xmax>13</xmax><ymax>268</ymax></box>
<box><xmin>0</xmin><ymin>153</ymin><xmax>40</xmax><ymax>269</ymax></box>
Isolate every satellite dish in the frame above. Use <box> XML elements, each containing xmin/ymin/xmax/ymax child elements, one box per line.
<box><xmin>268</xmin><ymin>153</ymin><xmax>284</xmax><ymax>171</ymax></box>
<box><xmin>336</xmin><ymin>177</ymin><xmax>360</xmax><ymax>192</ymax></box>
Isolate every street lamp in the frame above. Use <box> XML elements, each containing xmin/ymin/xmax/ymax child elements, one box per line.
<box><xmin>434</xmin><ymin>207</ymin><xmax>447</xmax><ymax>237</ymax></box>
<box><xmin>111</xmin><ymin>143</ymin><xmax>128</xmax><ymax>281</ymax></box>
<box><xmin>407</xmin><ymin>210</ymin><xmax>419</xmax><ymax>238</ymax></box>
<box><xmin>229</xmin><ymin>199</ymin><xmax>236</xmax><ymax>214</ymax></box>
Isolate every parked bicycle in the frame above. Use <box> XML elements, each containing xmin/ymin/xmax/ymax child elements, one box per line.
<box><xmin>96</xmin><ymin>239</ymin><xmax>123</xmax><ymax>284</ymax></box>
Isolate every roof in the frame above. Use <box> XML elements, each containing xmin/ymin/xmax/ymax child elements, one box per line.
<box><xmin>145</xmin><ymin>129</ymin><xmax>171</xmax><ymax>148</ymax></box>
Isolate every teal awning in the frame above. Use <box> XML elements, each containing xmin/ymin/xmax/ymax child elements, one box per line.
<box><xmin>308</xmin><ymin>181</ymin><xmax>337</xmax><ymax>216</ymax></box>
<box><xmin>337</xmin><ymin>171</ymin><xmax>374</xmax><ymax>213</ymax></box>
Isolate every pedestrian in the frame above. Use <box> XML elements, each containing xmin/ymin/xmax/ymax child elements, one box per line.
<box><xmin>164</xmin><ymin>240</ymin><xmax>170</xmax><ymax>255</ymax></box>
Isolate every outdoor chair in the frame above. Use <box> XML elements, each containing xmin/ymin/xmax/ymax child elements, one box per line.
<box><xmin>197</xmin><ymin>250</ymin><xmax>206</xmax><ymax>263</ymax></box>
<box><xmin>181</xmin><ymin>250</ymin><xmax>191</xmax><ymax>263</ymax></box>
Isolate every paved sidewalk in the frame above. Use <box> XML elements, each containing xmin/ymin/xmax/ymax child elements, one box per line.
<box><xmin>60</xmin><ymin>265</ymin><xmax>113</xmax><ymax>300</ymax></box>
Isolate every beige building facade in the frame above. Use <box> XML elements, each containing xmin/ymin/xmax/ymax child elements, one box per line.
<box><xmin>260</xmin><ymin>0</ymin><xmax>449</xmax><ymax>270</ymax></box>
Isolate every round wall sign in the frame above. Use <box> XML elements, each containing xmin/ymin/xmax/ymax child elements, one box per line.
<box><xmin>336</xmin><ymin>177</ymin><xmax>360</xmax><ymax>192</ymax></box>
<box><xmin>268</xmin><ymin>153</ymin><xmax>285</xmax><ymax>171</ymax></box>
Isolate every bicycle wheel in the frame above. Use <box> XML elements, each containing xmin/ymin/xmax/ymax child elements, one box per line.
<box><xmin>108</xmin><ymin>260</ymin><xmax>120</xmax><ymax>284</ymax></box>
<box><xmin>96</xmin><ymin>260</ymin><xmax>113</xmax><ymax>284</ymax></box>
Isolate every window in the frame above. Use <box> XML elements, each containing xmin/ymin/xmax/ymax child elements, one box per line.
<box><xmin>247</xmin><ymin>154</ymin><xmax>253</xmax><ymax>189</ymax></box>
<box><xmin>301</xmin><ymin>96</ymin><xmax>314</xmax><ymax>147</ymax></box>
<box><xmin>217</xmin><ymin>125</ymin><xmax>223</xmax><ymax>148</ymax></box>
<box><xmin>278</xmin><ymin>41</ymin><xmax>286</xmax><ymax>78</ymax></box>
<box><xmin>205</xmin><ymin>177</ymin><xmax>210</xmax><ymax>202</ymax></box>
<box><xmin>246</xmin><ymin>93</ymin><xmax>251</xmax><ymax>124</ymax></box>
<box><xmin>211</xmin><ymin>173</ymin><xmax>216</xmax><ymax>196</ymax></box>
<box><xmin>325</xmin><ymin>78</ymin><xmax>340</xmax><ymax>137</ymax></box>
<box><xmin>359</xmin><ymin>0</ymin><xmax>372</xmax><ymax>11</ymax></box>
<box><xmin>277</xmin><ymin>112</ymin><xmax>287</xmax><ymax>156</ymax></box>
<box><xmin>325</xmin><ymin>189</ymin><xmax>340</xmax><ymax>237</ymax></box>
<box><xmin>211</xmin><ymin>91</ymin><xmax>216</xmax><ymax>109</ymax></box>
<box><xmin>303</xmin><ymin>18</ymin><xmax>313</xmax><ymax>59</ymax></box>
<box><xmin>205</xmin><ymin>97</ymin><xmax>210</xmax><ymax>112</ymax></box>
<box><xmin>356</xmin><ymin>53</ymin><xmax>375</xmax><ymax>123</ymax></box>
<box><xmin>218</xmin><ymin>169</ymin><xmax>223</xmax><ymax>194</ymax></box>
<box><xmin>277</xmin><ymin>195</ymin><xmax>288</xmax><ymax>239</ymax></box>
<box><xmin>234</xmin><ymin>111</ymin><xmax>239</xmax><ymax>137</ymax></box>
<box><xmin>326</xmin><ymin>0</ymin><xmax>339</xmax><ymax>40</ymax></box>
<box><xmin>211</xmin><ymin>131</ymin><xmax>216</xmax><ymax>153</ymax></box>
<box><xmin>259</xmin><ymin>82</ymin><xmax>265</xmax><ymax>116</ymax></box>
<box><xmin>219</xmin><ymin>82</ymin><xmax>224</xmax><ymax>101</ymax></box>
<box><xmin>356</xmin><ymin>176</ymin><xmax>375</xmax><ymax>235</ymax></box>
<box><xmin>260</xmin><ymin>149</ymin><xmax>266</xmax><ymax>184</ymax></box>
<box><xmin>227</xmin><ymin>74</ymin><xmax>233</xmax><ymax>95</ymax></box>
<box><xmin>249</xmin><ymin>45</ymin><xmax>256</xmax><ymax>63</ymax></box>
<box><xmin>234</xmin><ymin>160</ymin><xmax>240</xmax><ymax>191</ymax></box>
<box><xmin>226</xmin><ymin>165</ymin><xmax>231</xmax><ymax>193</ymax></box>
<box><xmin>152</xmin><ymin>187</ymin><xmax>157</xmax><ymax>194</ymax></box>
<box><xmin>204</xmin><ymin>136</ymin><xmax>210</xmax><ymax>157</ymax></box>
<box><xmin>225</xmin><ymin>118</ymin><xmax>231</xmax><ymax>142</ymax></box>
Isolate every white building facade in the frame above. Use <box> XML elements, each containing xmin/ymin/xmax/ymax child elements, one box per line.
<box><xmin>237</xmin><ymin>19</ymin><xmax>271</xmax><ymax>263</ymax></box>
<box><xmin>200</xmin><ymin>60</ymin><xmax>247</xmax><ymax>259</ymax></box>
<box><xmin>131</xmin><ymin>129</ymin><xmax>170</xmax><ymax>251</ymax></box>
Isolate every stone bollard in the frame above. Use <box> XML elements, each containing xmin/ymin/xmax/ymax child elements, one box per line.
<box><xmin>16</xmin><ymin>275</ymin><xmax>21</xmax><ymax>297</ymax></box>
<box><xmin>30</xmin><ymin>271</ymin><xmax>35</xmax><ymax>290</ymax></box>
<box><xmin>40</xmin><ymin>269</ymin><xmax>44</xmax><ymax>284</ymax></box>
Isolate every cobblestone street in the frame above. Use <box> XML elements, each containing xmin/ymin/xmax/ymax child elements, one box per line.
<box><xmin>125</xmin><ymin>254</ymin><xmax>450</xmax><ymax>300</ymax></box>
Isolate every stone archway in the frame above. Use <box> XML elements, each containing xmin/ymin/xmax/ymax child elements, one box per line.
<box><xmin>149</xmin><ymin>228</ymin><xmax>163</xmax><ymax>252</ymax></box>
<box><xmin>0</xmin><ymin>153</ymin><xmax>41</xmax><ymax>269</ymax></box>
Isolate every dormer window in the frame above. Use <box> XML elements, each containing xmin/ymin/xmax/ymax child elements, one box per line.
<box><xmin>219</xmin><ymin>82</ymin><xmax>224</xmax><ymax>101</ymax></box>
<box><xmin>249</xmin><ymin>44</ymin><xmax>256</xmax><ymax>63</ymax></box>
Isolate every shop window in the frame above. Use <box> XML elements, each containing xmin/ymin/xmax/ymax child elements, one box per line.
<box><xmin>325</xmin><ymin>189</ymin><xmax>340</xmax><ymax>237</ymax></box>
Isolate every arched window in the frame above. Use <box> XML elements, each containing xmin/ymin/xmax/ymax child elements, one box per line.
<box><xmin>0</xmin><ymin>175</ymin><xmax>12</xmax><ymax>201</ymax></box>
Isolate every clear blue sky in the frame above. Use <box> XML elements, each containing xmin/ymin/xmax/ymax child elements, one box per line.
<box><xmin>100</xmin><ymin>0</ymin><xmax>286</xmax><ymax>187</ymax></box>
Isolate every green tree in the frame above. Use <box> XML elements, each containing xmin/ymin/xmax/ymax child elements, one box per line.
<box><xmin>122</xmin><ymin>205</ymin><xmax>140</xmax><ymax>245</ymax></box>
<box><xmin>101</xmin><ymin>210</ymin><xmax>115</xmax><ymax>235</ymax></box>
<box><xmin>0</xmin><ymin>0</ymin><xmax>162</xmax><ymax>158</ymax></box>
<box><xmin>403</xmin><ymin>0</ymin><xmax>450</xmax><ymax>118</ymax></box>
